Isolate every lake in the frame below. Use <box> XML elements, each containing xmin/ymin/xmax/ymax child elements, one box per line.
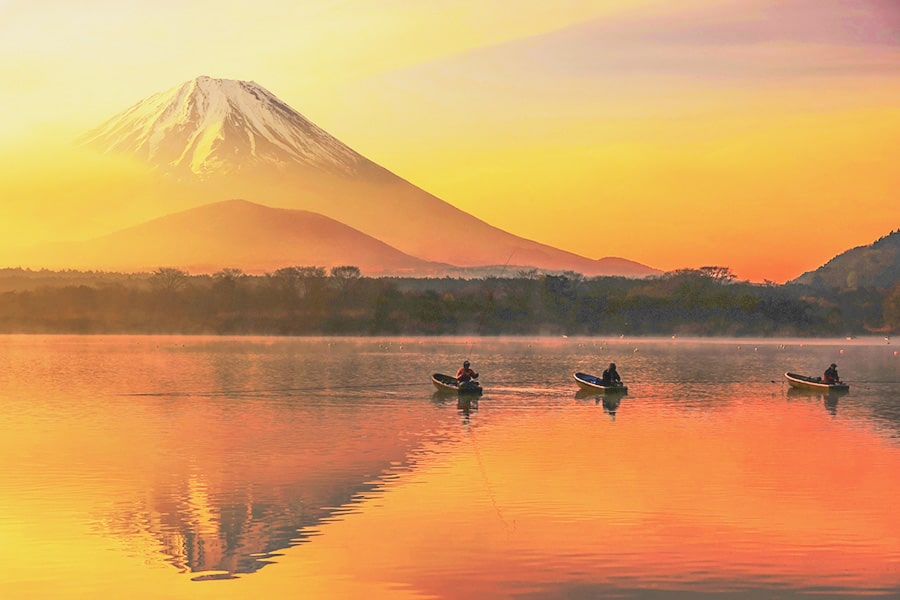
<box><xmin>1</xmin><ymin>335</ymin><xmax>899</xmax><ymax>599</ymax></box>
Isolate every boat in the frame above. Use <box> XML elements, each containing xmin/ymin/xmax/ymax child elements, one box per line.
<box><xmin>784</xmin><ymin>372</ymin><xmax>849</xmax><ymax>392</ymax></box>
<box><xmin>573</xmin><ymin>372</ymin><xmax>628</xmax><ymax>394</ymax></box>
<box><xmin>432</xmin><ymin>373</ymin><xmax>483</xmax><ymax>395</ymax></box>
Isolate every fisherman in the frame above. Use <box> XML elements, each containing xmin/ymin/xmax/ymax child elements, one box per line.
<box><xmin>456</xmin><ymin>360</ymin><xmax>479</xmax><ymax>383</ymax></box>
<box><xmin>601</xmin><ymin>362</ymin><xmax>622</xmax><ymax>386</ymax></box>
<box><xmin>823</xmin><ymin>363</ymin><xmax>841</xmax><ymax>384</ymax></box>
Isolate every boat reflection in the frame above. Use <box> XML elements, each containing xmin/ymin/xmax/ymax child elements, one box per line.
<box><xmin>786</xmin><ymin>386</ymin><xmax>848</xmax><ymax>416</ymax></box>
<box><xmin>574</xmin><ymin>389</ymin><xmax>597</xmax><ymax>401</ymax></box>
<box><xmin>574</xmin><ymin>387</ymin><xmax>628</xmax><ymax>400</ymax></box>
<box><xmin>600</xmin><ymin>395</ymin><xmax>621</xmax><ymax>419</ymax></box>
<box><xmin>575</xmin><ymin>389</ymin><xmax>624</xmax><ymax>419</ymax></box>
<box><xmin>457</xmin><ymin>395</ymin><xmax>478</xmax><ymax>424</ymax></box>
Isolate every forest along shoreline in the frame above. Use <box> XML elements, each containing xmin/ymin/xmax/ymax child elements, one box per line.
<box><xmin>0</xmin><ymin>266</ymin><xmax>896</xmax><ymax>337</ymax></box>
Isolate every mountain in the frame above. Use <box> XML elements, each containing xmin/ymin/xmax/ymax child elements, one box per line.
<box><xmin>791</xmin><ymin>230</ymin><xmax>900</xmax><ymax>289</ymax></box>
<box><xmin>78</xmin><ymin>76</ymin><xmax>660</xmax><ymax>278</ymax></box>
<box><xmin>79</xmin><ymin>76</ymin><xmax>376</xmax><ymax>180</ymax></box>
<box><xmin>23</xmin><ymin>200</ymin><xmax>448</xmax><ymax>275</ymax></box>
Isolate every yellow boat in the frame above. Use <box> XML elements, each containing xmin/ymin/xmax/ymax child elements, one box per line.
<box><xmin>784</xmin><ymin>372</ymin><xmax>849</xmax><ymax>392</ymax></box>
<box><xmin>432</xmin><ymin>373</ymin><xmax>483</xmax><ymax>395</ymax></box>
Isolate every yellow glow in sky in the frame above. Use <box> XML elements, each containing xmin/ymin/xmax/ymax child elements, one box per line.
<box><xmin>2</xmin><ymin>0</ymin><xmax>898</xmax><ymax>281</ymax></box>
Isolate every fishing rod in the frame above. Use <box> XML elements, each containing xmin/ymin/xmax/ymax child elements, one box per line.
<box><xmin>467</xmin><ymin>421</ymin><xmax>512</xmax><ymax>534</ymax></box>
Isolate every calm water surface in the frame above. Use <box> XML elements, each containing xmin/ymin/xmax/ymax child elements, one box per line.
<box><xmin>1</xmin><ymin>335</ymin><xmax>899</xmax><ymax>599</ymax></box>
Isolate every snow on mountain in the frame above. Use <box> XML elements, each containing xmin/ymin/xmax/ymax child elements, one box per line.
<box><xmin>78</xmin><ymin>76</ymin><xmax>367</xmax><ymax>177</ymax></box>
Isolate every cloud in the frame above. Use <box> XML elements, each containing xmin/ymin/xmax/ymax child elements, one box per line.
<box><xmin>370</xmin><ymin>0</ymin><xmax>899</xmax><ymax>89</ymax></box>
<box><xmin>578</xmin><ymin>0</ymin><xmax>900</xmax><ymax>48</ymax></box>
<box><xmin>479</xmin><ymin>0</ymin><xmax>900</xmax><ymax>82</ymax></box>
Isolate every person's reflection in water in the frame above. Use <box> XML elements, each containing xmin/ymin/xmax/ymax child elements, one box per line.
<box><xmin>457</xmin><ymin>395</ymin><xmax>477</xmax><ymax>423</ymax></box>
<box><xmin>824</xmin><ymin>393</ymin><xmax>839</xmax><ymax>416</ymax></box>
<box><xmin>600</xmin><ymin>395</ymin><xmax>621</xmax><ymax>420</ymax></box>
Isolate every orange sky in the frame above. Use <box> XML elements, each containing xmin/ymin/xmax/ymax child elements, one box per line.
<box><xmin>1</xmin><ymin>0</ymin><xmax>899</xmax><ymax>282</ymax></box>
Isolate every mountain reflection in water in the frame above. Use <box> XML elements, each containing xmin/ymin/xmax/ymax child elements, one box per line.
<box><xmin>99</xmin><ymin>386</ymin><xmax>448</xmax><ymax>578</ymax></box>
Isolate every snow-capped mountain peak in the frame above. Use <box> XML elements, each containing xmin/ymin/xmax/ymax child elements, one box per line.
<box><xmin>79</xmin><ymin>76</ymin><xmax>367</xmax><ymax>177</ymax></box>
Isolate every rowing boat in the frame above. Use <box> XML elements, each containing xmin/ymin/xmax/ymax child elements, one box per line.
<box><xmin>784</xmin><ymin>372</ymin><xmax>849</xmax><ymax>392</ymax></box>
<box><xmin>432</xmin><ymin>373</ymin><xmax>483</xmax><ymax>395</ymax></box>
<box><xmin>573</xmin><ymin>372</ymin><xmax>628</xmax><ymax>394</ymax></box>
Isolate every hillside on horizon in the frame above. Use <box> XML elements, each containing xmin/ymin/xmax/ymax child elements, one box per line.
<box><xmin>791</xmin><ymin>229</ymin><xmax>900</xmax><ymax>290</ymax></box>
<box><xmin>21</xmin><ymin>200</ymin><xmax>450</xmax><ymax>276</ymax></box>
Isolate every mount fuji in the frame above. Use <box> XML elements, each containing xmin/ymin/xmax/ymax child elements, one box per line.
<box><xmin>79</xmin><ymin>76</ymin><xmax>375</xmax><ymax>180</ymax></box>
<box><xmin>75</xmin><ymin>76</ymin><xmax>659</xmax><ymax>277</ymax></box>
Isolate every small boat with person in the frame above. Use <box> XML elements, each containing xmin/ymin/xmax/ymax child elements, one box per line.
<box><xmin>573</xmin><ymin>372</ymin><xmax>628</xmax><ymax>394</ymax></box>
<box><xmin>432</xmin><ymin>373</ymin><xmax>483</xmax><ymax>395</ymax></box>
<box><xmin>784</xmin><ymin>372</ymin><xmax>849</xmax><ymax>392</ymax></box>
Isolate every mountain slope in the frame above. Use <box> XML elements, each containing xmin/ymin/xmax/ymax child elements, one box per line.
<box><xmin>79</xmin><ymin>76</ymin><xmax>660</xmax><ymax>277</ymax></box>
<box><xmin>23</xmin><ymin>200</ymin><xmax>447</xmax><ymax>275</ymax></box>
<box><xmin>791</xmin><ymin>230</ymin><xmax>900</xmax><ymax>289</ymax></box>
<box><xmin>79</xmin><ymin>76</ymin><xmax>374</xmax><ymax>179</ymax></box>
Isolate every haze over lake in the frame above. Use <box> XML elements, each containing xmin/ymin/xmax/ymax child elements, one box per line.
<box><xmin>2</xmin><ymin>335</ymin><xmax>899</xmax><ymax>598</ymax></box>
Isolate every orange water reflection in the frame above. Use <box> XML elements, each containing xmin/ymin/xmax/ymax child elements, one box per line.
<box><xmin>278</xmin><ymin>397</ymin><xmax>900</xmax><ymax>598</ymax></box>
<box><xmin>2</xmin><ymin>336</ymin><xmax>900</xmax><ymax>598</ymax></box>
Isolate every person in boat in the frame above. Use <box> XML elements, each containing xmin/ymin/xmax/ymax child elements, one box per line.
<box><xmin>823</xmin><ymin>363</ymin><xmax>841</xmax><ymax>385</ymax></box>
<box><xmin>456</xmin><ymin>360</ymin><xmax>479</xmax><ymax>383</ymax></box>
<box><xmin>601</xmin><ymin>363</ymin><xmax>622</xmax><ymax>386</ymax></box>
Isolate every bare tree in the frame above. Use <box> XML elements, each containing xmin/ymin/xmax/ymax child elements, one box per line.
<box><xmin>330</xmin><ymin>265</ymin><xmax>361</xmax><ymax>292</ymax></box>
<box><xmin>698</xmin><ymin>266</ymin><xmax>737</xmax><ymax>284</ymax></box>
<box><xmin>213</xmin><ymin>268</ymin><xmax>245</xmax><ymax>282</ymax></box>
<box><xmin>151</xmin><ymin>267</ymin><xmax>189</xmax><ymax>294</ymax></box>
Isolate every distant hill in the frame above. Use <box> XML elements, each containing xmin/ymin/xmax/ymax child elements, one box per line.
<box><xmin>19</xmin><ymin>200</ymin><xmax>450</xmax><ymax>276</ymax></box>
<box><xmin>791</xmin><ymin>229</ymin><xmax>900</xmax><ymax>289</ymax></box>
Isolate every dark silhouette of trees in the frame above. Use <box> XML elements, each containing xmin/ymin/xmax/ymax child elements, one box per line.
<box><xmin>268</xmin><ymin>267</ymin><xmax>303</xmax><ymax>306</ymax></box>
<box><xmin>297</xmin><ymin>266</ymin><xmax>327</xmax><ymax>300</ymax></box>
<box><xmin>883</xmin><ymin>283</ymin><xmax>900</xmax><ymax>332</ymax></box>
<box><xmin>0</xmin><ymin>266</ymin><xmax>896</xmax><ymax>335</ymax></box>
<box><xmin>330</xmin><ymin>266</ymin><xmax>361</xmax><ymax>293</ymax></box>
<box><xmin>151</xmin><ymin>267</ymin><xmax>189</xmax><ymax>294</ymax></box>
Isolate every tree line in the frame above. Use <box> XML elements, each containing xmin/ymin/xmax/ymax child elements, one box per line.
<box><xmin>0</xmin><ymin>265</ymin><xmax>897</xmax><ymax>336</ymax></box>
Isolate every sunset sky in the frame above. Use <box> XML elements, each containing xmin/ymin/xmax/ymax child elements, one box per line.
<box><xmin>1</xmin><ymin>0</ymin><xmax>899</xmax><ymax>282</ymax></box>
